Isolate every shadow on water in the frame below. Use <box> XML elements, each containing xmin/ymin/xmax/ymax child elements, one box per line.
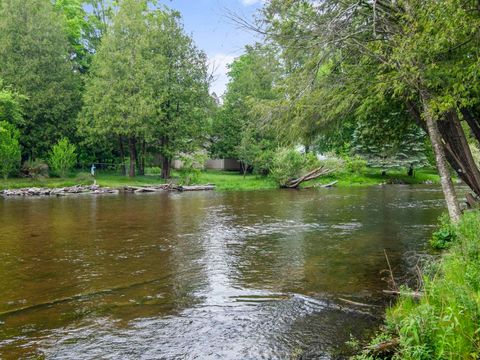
<box><xmin>0</xmin><ymin>185</ymin><xmax>445</xmax><ymax>359</ymax></box>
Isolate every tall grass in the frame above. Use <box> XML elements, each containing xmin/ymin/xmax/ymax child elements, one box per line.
<box><xmin>355</xmin><ymin>211</ymin><xmax>480</xmax><ymax>359</ymax></box>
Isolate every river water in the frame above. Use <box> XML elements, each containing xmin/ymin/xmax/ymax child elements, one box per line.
<box><xmin>0</xmin><ymin>186</ymin><xmax>445</xmax><ymax>359</ymax></box>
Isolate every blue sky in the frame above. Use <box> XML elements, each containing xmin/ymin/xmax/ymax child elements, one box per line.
<box><xmin>158</xmin><ymin>0</ymin><xmax>265</xmax><ymax>96</ymax></box>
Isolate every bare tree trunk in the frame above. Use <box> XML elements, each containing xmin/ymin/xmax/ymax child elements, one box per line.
<box><xmin>119</xmin><ymin>136</ymin><xmax>126</xmax><ymax>176</ymax></box>
<box><xmin>136</xmin><ymin>139</ymin><xmax>145</xmax><ymax>176</ymax></box>
<box><xmin>450</xmin><ymin>111</ymin><xmax>480</xmax><ymax>194</ymax></box>
<box><xmin>128</xmin><ymin>137</ymin><xmax>136</xmax><ymax>178</ymax></box>
<box><xmin>161</xmin><ymin>156</ymin><xmax>171</xmax><ymax>179</ymax></box>
<box><xmin>408</xmin><ymin>100</ymin><xmax>480</xmax><ymax>199</ymax></box>
<box><xmin>422</xmin><ymin>96</ymin><xmax>461</xmax><ymax>222</ymax></box>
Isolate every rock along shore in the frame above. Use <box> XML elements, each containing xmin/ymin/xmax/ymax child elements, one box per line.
<box><xmin>0</xmin><ymin>184</ymin><xmax>216</xmax><ymax>197</ymax></box>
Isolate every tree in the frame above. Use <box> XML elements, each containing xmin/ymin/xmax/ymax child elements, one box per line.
<box><xmin>0</xmin><ymin>0</ymin><xmax>82</xmax><ymax>159</ymax></box>
<box><xmin>54</xmin><ymin>0</ymin><xmax>116</xmax><ymax>72</ymax></box>
<box><xmin>0</xmin><ymin>81</ymin><xmax>25</xmax><ymax>128</ymax></box>
<box><xmin>0</xmin><ymin>121</ymin><xmax>21</xmax><ymax>179</ymax></box>
<box><xmin>147</xmin><ymin>9</ymin><xmax>211</xmax><ymax>179</ymax></box>
<box><xmin>210</xmin><ymin>44</ymin><xmax>282</xmax><ymax>171</ymax></box>
<box><xmin>79</xmin><ymin>0</ymin><xmax>152</xmax><ymax>177</ymax></box>
<box><xmin>49</xmin><ymin>138</ymin><xmax>77</xmax><ymax>177</ymax></box>
<box><xmin>80</xmin><ymin>1</ymin><xmax>210</xmax><ymax>178</ymax></box>
<box><xmin>259</xmin><ymin>0</ymin><xmax>480</xmax><ymax>221</ymax></box>
<box><xmin>352</xmin><ymin>99</ymin><xmax>429</xmax><ymax>170</ymax></box>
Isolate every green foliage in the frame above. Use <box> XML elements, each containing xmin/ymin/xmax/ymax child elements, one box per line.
<box><xmin>318</xmin><ymin>153</ymin><xmax>346</xmax><ymax>173</ymax></box>
<box><xmin>270</xmin><ymin>148</ymin><xmax>319</xmax><ymax>187</ymax></box>
<box><xmin>178</xmin><ymin>153</ymin><xmax>207</xmax><ymax>186</ymax></box>
<box><xmin>0</xmin><ymin>121</ymin><xmax>21</xmax><ymax>179</ymax></box>
<box><xmin>0</xmin><ymin>0</ymin><xmax>81</xmax><ymax>158</ymax></box>
<box><xmin>430</xmin><ymin>213</ymin><xmax>458</xmax><ymax>250</ymax></box>
<box><xmin>80</xmin><ymin>1</ymin><xmax>210</xmax><ymax>177</ymax></box>
<box><xmin>49</xmin><ymin>138</ymin><xmax>77</xmax><ymax>177</ymax></box>
<box><xmin>344</xmin><ymin>155</ymin><xmax>367</xmax><ymax>174</ymax></box>
<box><xmin>0</xmin><ymin>81</ymin><xmax>25</xmax><ymax>127</ymax></box>
<box><xmin>270</xmin><ymin>148</ymin><xmax>305</xmax><ymax>186</ymax></box>
<box><xmin>210</xmin><ymin>44</ymin><xmax>281</xmax><ymax>162</ymax></box>
<box><xmin>358</xmin><ymin>211</ymin><xmax>480</xmax><ymax>359</ymax></box>
<box><xmin>352</xmin><ymin>100</ymin><xmax>429</xmax><ymax>169</ymax></box>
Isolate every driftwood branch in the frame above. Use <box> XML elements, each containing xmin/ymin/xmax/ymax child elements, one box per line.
<box><xmin>283</xmin><ymin>166</ymin><xmax>333</xmax><ymax>188</ymax></box>
<box><xmin>382</xmin><ymin>290</ymin><xmax>423</xmax><ymax>300</ymax></box>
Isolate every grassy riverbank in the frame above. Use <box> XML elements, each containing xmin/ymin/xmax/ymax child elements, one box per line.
<box><xmin>354</xmin><ymin>211</ymin><xmax>480</xmax><ymax>359</ymax></box>
<box><xmin>0</xmin><ymin>167</ymin><xmax>440</xmax><ymax>192</ymax></box>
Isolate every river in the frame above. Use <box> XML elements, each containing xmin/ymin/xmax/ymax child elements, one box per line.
<box><xmin>0</xmin><ymin>186</ymin><xmax>445</xmax><ymax>359</ymax></box>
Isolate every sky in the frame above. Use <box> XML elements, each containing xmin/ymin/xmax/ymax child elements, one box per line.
<box><xmin>158</xmin><ymin>0</ymin><xmax>265</xmax><ymax>96</ymax></box>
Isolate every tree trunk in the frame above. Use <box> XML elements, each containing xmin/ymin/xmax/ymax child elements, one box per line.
<box><xmin>408</xmin><ymin>100</ymin><xmax>480</xmax><ymax>199</ymax></box>
<box><xmin>136</xmin><ymin>139</ymin><xmax>145</xmax><ymax>176</ymax></box>
<box><xmin>448</xmin><ymin>111</ymin><xmax>480</xmax><ymax>195</ymax></box>
<box><xmin>422</xmin><ymin>96</ymin><xmax>461</xmax><ymax>222</ymax></box>
<box><xmin>128</xmin><ymin>137</ymin><xmax>136</xmax><ymax>178</ymax></box>
<box><xmin>161</xmin><ymin>156</ymin><xmax>171</xmax><ymax>179</ymax></box>
<box><xmin>119</xmin><ymin>136</ymin><xmax>126</xmax><ymax>176</ymax></box>
<box><xmin>461</xmin><ymin>108</ymin><xmax>480</xmax><ymax>143</ymax></box>
<box><xmin>140</xmin><ymin>140</ymin><xmax>146</xmax><ymax>176</ymax></box>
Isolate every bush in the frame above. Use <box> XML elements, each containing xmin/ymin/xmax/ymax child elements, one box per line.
<box><xmin>356</xmin><ymin>211</ymin><xmax>480</xmax><ymax>360</ymax></box>
<box><xmin>345</xmin><ymin>155</ymin><xmax>367</xmax><ymax>174</ymax></box>
<box><xmin>178</xmin><ymin>153</ymin><xmax>206</xmax><ymax>185</ymax></box>
<box><xmin>318</xmin><ymin>152</ymin><xmax>346</xmax><ymax>173</ymax></box>
<box><xmin>49</xmin><ymin>138</ymin><xmax>77</xmax><ymax>177</ymax></box>
<box><xmin>0</xmin><ymin>121</ymin><xmax>21</xmax><ymax>179</ymax></box>
<box><xmin>430</xmin><ymin>213</ymin><xmax>457</xmax><ymax>249</ymax></box>
<box><xmin>270</xmin><ymin>148</ymin><xmax>320</xmax><ymax>187</ymax></box>
<box><xmin>21</xmin><ymin>159</ymin><xmax>49</xmax><ymax>179</ymax></box>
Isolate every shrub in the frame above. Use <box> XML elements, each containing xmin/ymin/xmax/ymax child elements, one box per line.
<box><xmin>345</xmin><ymin>155</ymin><xmax>367</xmax><ymax>174</ymax></box>
<box><xmin>270</xmin><ymin>148</ymin><xmax>320</xmax><ymax>187</ymax></box>
<box><xmin>318</xmin><ymin>152</ymin><xmax>346</xmax><ymax>173</ymax></box>
<box><xmin>270</xmin><ymin>148</ymin><xmax>305</xmax><ymax>187</ymax></box>
<box><xmin>0</xmin><ymin>121</ymin><xmax>21</xmax><ymax>179</ymax></box>
<box><xmin>21</xmin><ymin>159</ymin><xmax>49</xmax><ymax>179</ymax></box>
<box><xmin>356</xmin><ymin>211</ymin><xmax>480</xmax><ymax>360</ymax></box>
<box><xmin>430</xmin><ymin>213</ymin><xmax>457</xmax><ymax>249</ymax></box>
<box><xmin>178</xmin><ymin>153</ymin><xmax>206</xmax><ymax>185</ymax></box>
<box><xmin>49</xmin><ymin>138</ymin><xmax>77</xmax><ymax>177</ymax></box>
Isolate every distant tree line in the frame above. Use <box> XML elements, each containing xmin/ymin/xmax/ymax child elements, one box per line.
<box><xmin>0</xmin><ymin>0</ymin><xmax>212</xmax><ymax>179</ymax></box>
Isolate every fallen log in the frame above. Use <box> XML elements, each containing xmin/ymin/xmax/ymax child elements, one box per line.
<box><xmin>321</xmin><ymin>180</ymin><xmax>338</xmax><ymax>188</ymax></box>
<box><xmin>134</xmin><ymin>187</ymin><xmax>161</xmax><ymax>193</ymax></box>
<box><xmin>283</xmin><ymin>166</ymin><xmax>333</xmax><ymax>188</ymax></box>
<box><xmin>383</xmin><ymin>289</ymin><xmax>423</xmax><ymax>300</ymax></box>
<box><xmin>168</xmin><ymin>184</ymin><xmax>216</xmax><ymax>192</ymax></box>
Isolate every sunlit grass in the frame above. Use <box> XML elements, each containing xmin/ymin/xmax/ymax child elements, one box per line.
<box><xmin>0</xmin><ymin>167</ymin><xmax>440</xmax><ymax>191</ymax></box>
<box><xmin>354</xmin><ymin>211</ymin><xmax>480</xmax><ymax>359</ymax></box>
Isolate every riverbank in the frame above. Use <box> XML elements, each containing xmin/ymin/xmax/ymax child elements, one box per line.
<box><xmin>0</xmin><ymin>168</ymin><xmax>440</xmax><ymax>193</ymax></box>
<box><xmin>353</xmin><ymin>211</ymin><xmax>480</xmax><ymax>359</ymax></box>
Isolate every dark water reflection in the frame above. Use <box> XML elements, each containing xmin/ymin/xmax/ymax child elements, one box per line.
<box><xmin>0</xmin><ymin>186</ymin><xmax>445</xmax><ymax>359</ymax></box>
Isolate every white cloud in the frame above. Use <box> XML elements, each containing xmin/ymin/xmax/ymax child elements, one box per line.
<box><xmin>208</xmin><ymin>53</ymin><xmax>235</xmax><ymax>97</ymax></box>
<box><xmin>241</xmin><ymin>0</ymin><xmax>264</xmax><ymax>6</ymax></box>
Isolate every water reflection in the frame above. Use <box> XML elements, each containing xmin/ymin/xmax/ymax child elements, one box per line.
<box><xmin>0</xmin><ymin>186</ymin><xmax>445</xmax><ymax>359</ymax></box>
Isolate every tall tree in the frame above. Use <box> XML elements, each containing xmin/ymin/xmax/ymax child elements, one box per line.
<box><xmin>147</xmin><ymin>9</ymin><xmax>211</xmax><ymax>179</ymax></box>
<box><xmin>79</xmin><ymin>0</ymin><xmax>153</xmax><ymax>177</ymax></box>
<box><xmin>80</xmin><ymin>1</ymin><xmax>210</xmax><ymax>178</ymax></box>
<box><xmin>259</xmin><ymin>0</ymin><xmax>480</xmax><ymax>221</ymax></box>
<box><xmin>0</xmin><ymin>0</ymin><xmax>82</xmax><ymax>159</ymax></box>
<box><xmin>210</xmin><ymin>44</ymin><xmax>281</xmax><ymax>168</ymax></box>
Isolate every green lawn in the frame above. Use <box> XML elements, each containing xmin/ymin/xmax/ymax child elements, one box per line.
<box><xmin>313</xmin><ymin>167</ymin><xmax>441</xmax><ymax>187</ymax></box>
<box><xmin>0</xmin><ymin>167</ymin><xmax>440</xmax><ymax>192</ymax></box>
